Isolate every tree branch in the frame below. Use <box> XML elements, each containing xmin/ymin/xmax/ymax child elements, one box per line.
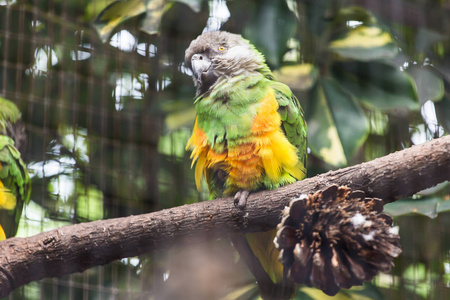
<box><xmin>0</xmin><ymin>136</ymin><xmax>449</xmax><ymax>296</ymax></box>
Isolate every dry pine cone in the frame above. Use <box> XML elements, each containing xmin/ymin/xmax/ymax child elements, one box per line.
<box><xmin>275</xmin><ymin>185</ymin><xmax>402</xmax><ymax>296</ymax></box>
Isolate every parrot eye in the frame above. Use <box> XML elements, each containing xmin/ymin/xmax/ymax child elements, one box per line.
<box><xmin>218</xmin><ymin>45</ymin><xmax>226</xmax><ymax>51</ymax></box>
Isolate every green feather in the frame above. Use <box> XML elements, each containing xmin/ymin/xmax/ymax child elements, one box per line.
<box><xmin>0</xmin><ymin>109</ymin><xmax>31</xmax><ymax>238</ymax></box>
<box><xmin>187</xmin><ymin>32</ymin><xmax>307</xmax><ymax>299</ymax></box>
<box><xmin>0</xmin><ymin>97</ymin><xmax>21</xmax><ymax>121</ymax></box>
<box><xmin>272</xmin><ymin>82</ymin><xmax>308</xmax><ymax>167</ymax></box>
<box><xmin>0</xmin><ymin>97</ymin><xmax>21</xmax><ymax>133</ymax></box>
<box><xmin>195</xmin><ymin>73</ymin><xmax>271</xmax><ymax>146</ymax></box>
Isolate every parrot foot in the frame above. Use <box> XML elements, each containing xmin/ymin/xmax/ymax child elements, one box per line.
<box><xmin>234</xmin><ymin>190</ymin><xmax>250</xmax><ymax>209</ymax></box>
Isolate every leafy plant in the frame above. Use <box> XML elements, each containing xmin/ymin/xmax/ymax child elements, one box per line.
<box><xmin>93</xmin><ymin>0</ymin><xmax>202</xmax><ymax>41</ymax></box>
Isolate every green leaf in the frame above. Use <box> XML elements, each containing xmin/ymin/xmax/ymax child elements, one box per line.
<box><xmin>407</xmin><ymin>65</ymin><xmax>444</xmax><ymax>105</ymax></box>
<box><xmin>328</xmin><ymin>7</ymin><xmax>397</xmax><ymax>61</ymax></box>
<box><xmin>158</xmin><ymin>130</ymin><xmax>191</xmax><ymax>158</ymax></box>
<box><xmin>93</xmin><ymin>0</ymin><xmax>148</xmax><ymax>42</ymax></box>
<box><xmin>415</xmin><ymin>28</ymin><xmax>446</xmax><ymax>53</ymax></box>
<box><xmin>329</xmin><ymin>25</ymin><xmax>397</xmax><ymax>61</ymax></box>
<box><xmin>383</xmin><ymin>197</ymin><xmax>450</xmax><ymax>219</ymax></box>
<box><xmin>139</xmin><ymin>0</ymin><xmax>168</xmax><ymax>35</ymax></box>
<box><xmin>77</xmin><ymin>185</ymin><xmax>104</xmax><ymax>221</ymax></box>
<box><xmin>307</xmin><ymin>78</ymin><xmax>369</xmax><ymax>166</ymax></box>
<box><xmin>332</xmin><ymin>61</ymin><xmax>420</xmax><ymax>111</ymax></box>
<box><xmin>333</xmin><ymin>6</ymin><xmax>378</xmax><ymax>25</ymax></box>
<box><xmin>435</xmin><ymin>92</ymin><xmax>450</xmax><ymax>133</ymax></box>
<box><xmin>93</xmin><ymin>0</ymin><xmax>204</xmax><ymax>41</ymax></box>
<box><xmin>0</xmin><ymin>97</ymin><xmax>21</xmax><ymax>126</ymax></box>
<box><xmin>402</xmin><ymin>264</ymin><xmax>430</xmax><ymax>298</ymax></box>
<box><xmin>302</xmin><ymin>0</ymin><xmax>334</xmax><ymax>36</ymax></box>
<box><xmin>85</xmin><ymin>0</ymin><xmax>116</xmax><ymax>21</ymax></box>
<box><xmin>437</xmin><ymin>198</ymin><xmax>450</xmax><ymax>214</ymax></box>
<box><xmin>272</xmin><ymin>63</ymin><xmax>318</xmax><ymax>91</ymax></box>
<box><xmin>165</xmin><ymin>107</ymin><xmax>196</xmax><ymax>131</ymax></box>
<box><xmin>243</xmin><ymin>0</ymin><xmax>295</xmax><ymax>67</ymax></box>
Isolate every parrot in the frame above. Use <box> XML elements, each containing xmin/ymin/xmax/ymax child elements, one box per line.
<box><xmin>0</xmin><ymin>97</ymin><xmax>31</xmax><ymax>240</ymax></box>
<box><xmin>185</xmin><ymin>31</ymin><xmax>307</xmax><ymax>299</ymax></box>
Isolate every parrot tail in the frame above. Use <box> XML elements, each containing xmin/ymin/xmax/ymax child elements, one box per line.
<box><xmin>0</xmin><ymin>225</ymin><xmax>5</xmax><ymax>240</ymax></box>
<box><xmin>230</xmin><ymin>230</ymin><xmax>296</xmax><ymax>300</ymax></box>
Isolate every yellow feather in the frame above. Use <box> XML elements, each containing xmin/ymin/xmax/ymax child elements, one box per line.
<box><xmin>194</xmin><ymin>154</ymin><xmax>207</xmax><ymax>191</ymax></box>
<box><xmin>0</xmin><ymin>225</ymin><xmax>5</xmax><ymax>241</ymax></box>
<box><xmin>258</xmin><ymin>147</ymin><xmax>272</xmax><ymax>158</ymax></box>
<box><xmin>0</xmin><ymin>186</ymin><xmax>16</xmax><ymax>210</ymax></box>
<box><xmin>286</xmin><ymin>162</ymin><xmax>307</xmax><ymax>181</ymax></box>
<box><xmin>262</xmin><ymin>156</ymin><xmax>281</xmax><ymax>182</ymax></box>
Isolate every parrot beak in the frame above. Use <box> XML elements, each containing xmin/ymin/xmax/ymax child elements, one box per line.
<box><xmin>191</xmin><ymin>54</ymin><xmax>212</xmax><ymax>83</ymax></box>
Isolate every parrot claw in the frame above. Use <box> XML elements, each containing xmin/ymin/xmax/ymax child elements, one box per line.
<box><xmin>234</xmin><ymin>190</ymin><xmax>250</xmax><ymax>209</ymax></box>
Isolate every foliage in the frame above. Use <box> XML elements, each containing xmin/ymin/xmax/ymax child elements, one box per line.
<box><xmin>92</xmin><ymin>0</ymin><xmax>202</xmax><ymax>41</ymax></box>
<box><xmin>0</xmin><ymin>0</ymin><xmax>449</xmax><ymax>298</ymax></box>
<box><xmin>92</xmin><ymin>0</ymin><xmax>449</xmax><ymax>169</ymax></box>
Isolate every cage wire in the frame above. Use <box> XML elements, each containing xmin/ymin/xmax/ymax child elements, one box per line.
<box><xmin>0</xmin><ymin>0</ymin><xmax>200</xmax><ymax>298</ymax></box>
<box><xmin>1</xmin><ymin>0</ymin><xmax>449</xmax><ymax>299</ymax></box>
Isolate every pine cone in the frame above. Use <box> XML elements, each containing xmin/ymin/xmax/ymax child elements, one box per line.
<box><xmin>275</xmin><ymin>185</ymin><xmax>402</xmax><ymax>296</ymax></box>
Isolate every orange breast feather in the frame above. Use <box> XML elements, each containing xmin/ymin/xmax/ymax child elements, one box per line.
<box><xmin>251</xmin><ymin>89</ymin><xmax>303</xmax><ymax>183</ymax></box>
<box><xmin>187</xmin><ymin>88</ymin><xmax>302</xmax><ymax>193</ymax></box>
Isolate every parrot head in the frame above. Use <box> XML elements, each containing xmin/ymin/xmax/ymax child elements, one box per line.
<box><xmin>185</xmin><ymin>31</ymin><xmax>267</xmax><ymax>96</ymax></box>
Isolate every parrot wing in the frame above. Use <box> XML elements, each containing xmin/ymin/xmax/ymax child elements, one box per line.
<box><xmin>272</xmin><ymin>81</ymin><xmax>308</xmax><ymax>173</ymax></box>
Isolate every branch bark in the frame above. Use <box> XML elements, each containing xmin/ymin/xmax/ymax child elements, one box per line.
<box><xmin>1</xmin><ymin>136</ymin><xmax>449</xmax><ymax>296</ymax></box>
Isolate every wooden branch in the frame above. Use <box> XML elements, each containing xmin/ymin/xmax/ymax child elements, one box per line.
<box><xmin>0</xmin><ymin>136</ymin><xmax>449</xmax><ymax>296</ymax></box>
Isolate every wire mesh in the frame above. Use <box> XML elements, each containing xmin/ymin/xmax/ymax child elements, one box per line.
<box><xmin>0</xmin><ymin>1</ymin><xmax>449</xmax><ymax>299</ymax></box>
<box><xmin>0</xmin><ymin>0</ymin><xmax>200</xmax><ymax>298</ymax></box>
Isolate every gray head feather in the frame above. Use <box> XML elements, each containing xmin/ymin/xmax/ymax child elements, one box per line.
<box><xmin>185</xmin><ymin>31</ymin><xmax>267</xmax><ymax>95</ymax></box>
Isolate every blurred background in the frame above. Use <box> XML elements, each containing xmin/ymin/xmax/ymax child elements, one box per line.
<box><xmin>0</xmin><ymin>0</ymin><xmax>449</xmax><ymax>299</ymax></box>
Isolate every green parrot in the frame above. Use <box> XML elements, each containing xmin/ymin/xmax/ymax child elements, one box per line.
<box><xmin>185</xmin><ymin>31</ymin><xmax>307</xmax><ymax>299</ymax></box>
<box><xmin>0</xmin><ymin>97</ymin><xmax>31</xmax><ymax>239</ymax></box>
